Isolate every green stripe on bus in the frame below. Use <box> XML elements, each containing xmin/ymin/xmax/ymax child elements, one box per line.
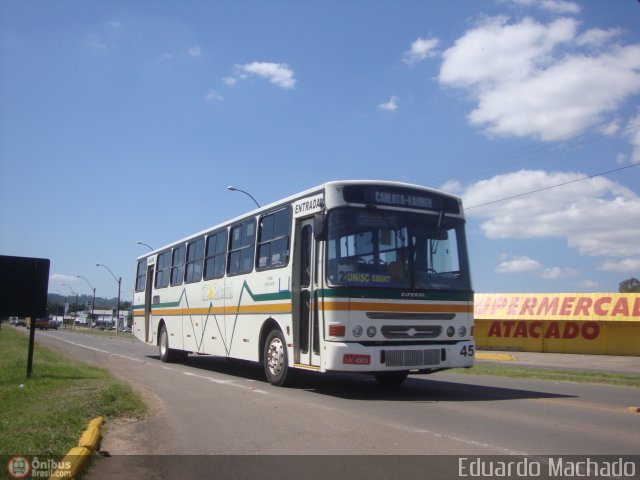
<box><xmin>241</xmin><ymin>280</ymin><xmax>291</xmax><ymax>302</ymax></box>
<box><xmin>319</xmin><ymin>288</ymin><xmax>473</xmax><ymax>302</ymax></box>
<box><xmin>136</xmin><ymin>280</ymin><xmax>291</xmax><ymax>310</ymax></box>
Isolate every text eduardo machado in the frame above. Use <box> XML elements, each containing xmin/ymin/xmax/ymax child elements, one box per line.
<box><xmin>458</xmin><ymin>457</ymin><xmax>638</xmax><ymax>478</ymax></box>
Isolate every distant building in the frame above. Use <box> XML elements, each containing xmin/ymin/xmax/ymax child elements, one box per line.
<box><xmin>77</xmin><ymin>309</ymin><xmax>130</xmax><ymax>328</ymax></box>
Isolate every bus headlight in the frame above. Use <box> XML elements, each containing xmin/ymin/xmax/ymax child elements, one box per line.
<box><xmin>447</xmin><ymin>326</ymin><xmax>455</xmax><ymax>337</ymax></box>
<box><xmin>352</xmin><ymin>325</ymin><xmax>363</xmax><ymax>338</ymax></box>
<box><xmin>366</xmin><ymin>326</ymin><xmax>377</xmax><ymax>338</ymax></box>
<box><xmin>458</xmin><ymin>326</ymin><xmax>467</xmax><ymax>337</ymax></box>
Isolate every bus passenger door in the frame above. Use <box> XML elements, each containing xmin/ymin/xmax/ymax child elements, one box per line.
<box><xmin>144</xmin><ymin>265</ymin><xmax>154</xmax><ymax>343</ymax></box>
<box><xmin>294</xmin><ymin>219</ymin><xmax>321</xmax><ymax>368</ymax></box>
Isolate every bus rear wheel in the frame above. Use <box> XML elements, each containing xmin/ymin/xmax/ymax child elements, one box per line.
<box><xmin>263</xmin><ymin>330</ymin><xmax>291</xmax><ymax>387</ymax></box>
<box><xmin>374</xmin><ymin>371</ymin><xmax>408</xmax><ymax>388</ymax></box>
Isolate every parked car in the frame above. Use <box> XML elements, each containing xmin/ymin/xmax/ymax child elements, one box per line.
<box><xmin>15</xmin><ymin>318</ymin><xmax>26</xmax><ymax>327</ymax></box>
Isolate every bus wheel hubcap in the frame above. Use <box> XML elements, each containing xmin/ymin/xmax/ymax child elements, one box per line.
<box><xmin>267</xmin><ymin>338</ymin><xmax>284</xmax><ymax>375</ymax></box>
<box><xmin>160</xmin><ymin>331</ymin><xmax>167</xmax><ymax>355</ymax></box>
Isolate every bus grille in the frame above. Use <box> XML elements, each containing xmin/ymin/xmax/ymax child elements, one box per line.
<box><xmin>383</xmin><ymin>349</ymin><xmax>441</xmax><ymax>367</ymax></box>
<box><xmin>381</xmin><ymin>325</ymin><xmax>441</xmax><ymax>339</ymax></box>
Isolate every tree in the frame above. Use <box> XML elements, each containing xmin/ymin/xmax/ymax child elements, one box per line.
<box><xmin>619</xmin><ymin>277</ymin><xmax>640</xmax><ymax>293</ymax></box>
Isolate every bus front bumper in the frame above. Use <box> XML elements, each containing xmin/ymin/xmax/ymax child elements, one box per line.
<box><xmin>322</xmin><ymin>340</ymin><xmax>475</xmax><ymax>373</ymax></box>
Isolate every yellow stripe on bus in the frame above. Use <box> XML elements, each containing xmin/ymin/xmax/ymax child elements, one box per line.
<box><xmin>137</xmin><ymin>302</ymin><xmax>471</xmax><ymax>316</ymax></box>
<box><xmin>149</xmin><ymin>303</ymin><xmax>292</xmax><ymax>317</ymax></box>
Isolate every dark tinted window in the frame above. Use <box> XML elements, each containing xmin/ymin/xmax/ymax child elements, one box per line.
<box><xmin>204</xmin><ymin>230</ymin><xmax>228</xmax><ymax>280</ymax></box>
<box><xmin>170</xmin><ymin>245</ymin><xmax>186</xmax><ymax>286</ymax></box>
<box><xmin>185</xmin><ymin>238</ymin><xmax>204</xmax><ymax>283</ymax></box>
<box><xmin>135</xmin><ymin>259</ymin><xmax>147</xmax><ymax>292</ymax></box>
<box><xmin>155</xmin><ymin>251</ymin><xmax>171</xmax><ymax>289</ymax></box>
<box><xmin>257</xmin><ymin>207</ymin><xmax>292</xmax><ymax>271</ymax></box>
<box><xmin>228</xmin><ymin>220</ymin><xmax>255</xmax><ymax>276</ymax></box>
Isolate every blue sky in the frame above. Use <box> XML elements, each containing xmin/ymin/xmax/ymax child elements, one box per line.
<box><xmin>1</xmin><ymin>0</ymin><xmax>639</xmax><ymax>300</ymax></box>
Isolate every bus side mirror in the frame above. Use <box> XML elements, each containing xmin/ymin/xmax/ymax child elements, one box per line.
<box><xmin>314</xmin><ymin>212</ymin><xmax>327</xmax><ymax>240</ymax></box>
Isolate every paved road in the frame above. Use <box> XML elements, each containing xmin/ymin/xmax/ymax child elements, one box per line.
<box><xmin>32</xmin><ymin>329</ymin><xmax>640</xmax><ymax>478</ymax></box>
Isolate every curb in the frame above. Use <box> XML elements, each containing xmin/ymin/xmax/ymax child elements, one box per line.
<box><xmin>49</xmin><ymin>416</ymin><xmax>104</xmax><ymax>479</ymax></box>
<box><xmin>476</xmin><ymin>352</ymin><xmax>518</xmax><ymax>362</ymax></box>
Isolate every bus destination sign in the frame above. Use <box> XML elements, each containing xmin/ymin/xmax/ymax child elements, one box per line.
<box><xmin>373</xmin><ymin>190</ymin><xmax>433</xmax><ymax>209</ymax></box>
<box><xmin>343</xmin><ymin>185</ymin><xmax>460</xmax><ymax>214</ymax></box>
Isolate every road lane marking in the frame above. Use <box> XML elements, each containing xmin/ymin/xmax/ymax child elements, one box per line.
<box><xmin>182</xmin><ymin>371</ymin><xmax>268</xmax><ymax>394</ymax></box>
<box><xmin>40</xmin><ymin>333</ymin><xmax>270</xmax><ymax>394</ymax></box>
<box><xmin>111</xmin><ymin>353</ymin><xmax>146</xmax><ymax>363</ymax></box>
<box><xmin>39</xmin><ymin>333</ymin><xmax>112</xmax><ymax>354</ymax></box>
<box><xmin>383</xmin><ymin>421</ymin><xmax>531</xmax><ymax>455</ymax></box>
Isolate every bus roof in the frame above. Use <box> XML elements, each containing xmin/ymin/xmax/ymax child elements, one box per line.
<box><xmin>136</xmin><ymin>180</ymin><xmax>462</xmax><ymax>261</ymax></box>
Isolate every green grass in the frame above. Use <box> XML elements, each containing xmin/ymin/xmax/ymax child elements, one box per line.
<box><xmin>451</xmin><ymin>364</ymin><xmax>640</xmax><ymax>387</ymax></box>
<box><xmin>0</xmin><ymin>326</ymin><xmax>146</xmax><ymax>456</ymax></box>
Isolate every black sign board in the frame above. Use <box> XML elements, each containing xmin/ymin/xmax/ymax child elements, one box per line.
<box><xmin>0</xmin><ymin>255</ymin><xmax>50</xmax><ymax>378</ymax></box>
<box><xmin>342</xmin><ymin>185</ymin><xmax>460</xmax><ymax>214</ymax></box>
<box><xmin>0</xmin><ymin>255</ymin><xmax>50</xmax><ymax>318</ymax></box>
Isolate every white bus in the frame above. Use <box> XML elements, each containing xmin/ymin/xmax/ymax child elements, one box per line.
<box><xmin>132</xmin><ymin>180</ymin><xmax>475</xmax><ymax>387</ymax></box>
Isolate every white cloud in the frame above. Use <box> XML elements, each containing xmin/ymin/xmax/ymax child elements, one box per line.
<box><xmin>378</xmin><ymin>96</ymin><xmax>399</xmax><ymax>111</ymax></box>
<box><xmin>223</xmin><ymin>76</ymin><xmax>238</xmax><ymax>87</ymax></box>
<box><xmin>188</xmin><ymin>46</ymin><xmax>202</xmax><ymax>57</ymax></box>
<box><xmin>462</xmin><ymin>169</ymin><xmax>640</xmax><ymax>258</ymax></box>
<box><xmin>508</xmin><ymin>0</ymin><xmax>581</xmax><ymax>15</ymax></box>
<box><xmin>496</xmin><ymin>255</ymin><xmax>541</xmax><ymax>273</ymax></box>
<box><xmin>440</xmin><ymin>16</ymin><xmax>578</xmax><ymax>90</ymax></box>
<box><xmin>50</xmin><ymin>274</ymin><xmax>78</xmax><ymax>283</ymax></box>
<box><xmin>541</xmin><ymin>266</ymin><xmax>579</xmax><ymax>280</ymax></box>
<box><xmin>494</xmin><ymin>255</ymin><xmax>577</xmax><ymax>280</ymax></box>
<box><xmin>439</xmin><ymin>180</ymin><xmax>463</xmax><ymax>195</ymax></box>
<box><xmin>108</xmin><ymin>21</ymin><xmax>123</xmax><ymax>29</ymax></box>
<box><xmin>88</xmin><ymin>34</ymin><xmax>109</xmax><ymax>50</ymax></box>
<box><xmin>438</xmin><ymin>16</ymin><xmax>640</xmax><ymax>141</ymax></box>
<box><xmin>576</xmin><ymin>280</ymin><xmax>600</xmax><ymax>290</ymax></box>
<box><xmin>403</xmin><ymin>37</ymin><xmax>439</xmax><ymax>64</ymax></box>
<box><xmin>576</xmin><ymin>28</ymin><xmax>622</xmax><ymax>48</ymax></box>
<box><xmin>233</xmin><ymin>62</ymin><xmax>296</xmax><ymax>89</ymax></box>
<box><xmin>205</xmin><ymin>90</ymin><xmax>223</xmax><ymax>102</ymax></box>
<box><xmin>597</xmin><ymin>258</ymin><xmax>640</xmax><ymax>273</ymax></box>
<box><xmin>600</xmin><ymin>120</ymin><xmax>621</xmax><ymax>136</ymax></box>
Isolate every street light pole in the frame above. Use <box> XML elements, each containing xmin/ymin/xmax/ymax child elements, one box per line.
<box><xmin>136</xmin><ymin>241</ymin><xmax>154</xmax><ymax>251</ymax></box>
<box><xmin>227</xmin><ymin>185</ymin><xmax>261</xmax><ymax>208</ymax></box>
<box><xmin>62</xmin><ymin>283</ymin><xmax>78</xmax><ymax>329</ymax></box>
<box><xmin>55</xmin><ymin>289</ymin><xmax>68</xmax><ymax>327</ymax></box>
<box><xmin>76</xmin><ymin>275</ymin><xmax>96</xmax><ymax>332</ymax></box>
<box><xmin>96</xmin><ymin>264</ymin><xmax>121</xmax><ymax>334</ymax></box>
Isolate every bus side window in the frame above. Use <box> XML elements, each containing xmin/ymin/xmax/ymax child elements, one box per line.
<box><xmin>257</xmin><ymin>207</ymin><xmax>292</xmax><ymax>271</ymax></box>
<box><xmin>135</xmin><ymin>258</ymin><xmax>147</xmax><ymax>292</ymax></box>
<box><xmin>204</xmin><ymin>230</ymin><xmax>227</xmax><ymax>280</ymax></box>
<box><xmin>155</xmin><ymin>251</ymin><xmax>171</xmax><ymax>289</ymax></box>
<box><xmin>228</xmin><ymin>219</ymin><xmax>256</xmax><ymax>276</ymax></box>
<box><xmin>170</xmin><ymin>244</ymin><xmax>186</xmax><ymax>286</ymax></box>
<box><xmin>185</xmin><ymin>237</ymin><xmax>205</xmax><ymax>283</ymax></box>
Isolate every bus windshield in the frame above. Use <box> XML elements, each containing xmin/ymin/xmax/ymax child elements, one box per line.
<box><xmin>326</xmin><ymin>207</ymin><xmax>471</xmax><ymax>291</ymax></box>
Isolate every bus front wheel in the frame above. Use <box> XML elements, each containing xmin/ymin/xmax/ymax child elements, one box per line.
<box><xmin>159</xmin><ymin>324</ymin><xmax>176</xmax><ymax>363</ymax></box>
<box><xmin>263</xmin><ymin>329</ymin><xmax>291</xmax><ymax>387</ymax></box>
